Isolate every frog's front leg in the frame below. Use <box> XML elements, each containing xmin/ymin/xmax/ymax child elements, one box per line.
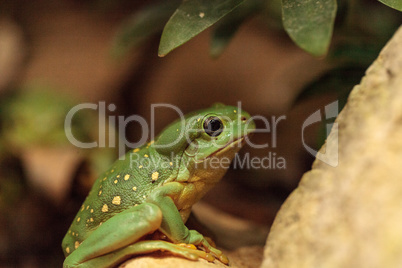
<box><xmin>63</xmin><ymin>203</ymin><xmax>161</xmax><ymax>267</ymax></box>
<box><xmin>148</xmin><ymin>182</ymin><xmax>229</xmax><ymax>264</ymax></box>
<box><xmin>63</xmin><ymin>202</ymin><xmax>213</xmax><ymax>268</ymax></box>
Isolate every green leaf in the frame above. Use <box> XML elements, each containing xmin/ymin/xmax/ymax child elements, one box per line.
<box><xmin>282</xmin><ymin>0</ymin><xmax>337</xmax><ymax>56</ymax></box>
<box><xmin>378</xmin><ymin>0</ymin><xmax>402</xmax><ymax>11</ymax></box>
<box><xmin>159</xmin><ymin>0</ymin><xmax>245</xmax><ymax>57</ymax></box>
<box><xmin>112</xmin><ymin>1</ymin><xmax>180</xmax><ymax>57</ymax></box>
<box><xmin>210</xmin><ymin>0</ymin><xmax>262</xmax><ymax>57</ymax></box>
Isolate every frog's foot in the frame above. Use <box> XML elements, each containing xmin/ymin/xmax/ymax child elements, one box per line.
<box><xmin>177</xmin><ymin>243</ymin><xmax>229</xmax><ymax>264</ymax></box>
<box><xmin>70</xmin><ymin>240</ymin><xmax>216</xmax><ymax>268</ymax></box>
<box><xmin>201</xmin><ymin>244</ymin><xmax>229</xmax><ymax>265</ymax></box>
<box><xmin>126</xmin><ymin>240</ymin><xmax>215</xmax><ymax>262</ymax></box>
<box><xmin>192</xmin><ymin>236</ymin><xmax>227</xmax><ymax>263</ymax></box>
<box><xmin>186</xmin><ymin>230</ymin><xmax>229</xmax><ymax>265</ymax></box>
<box><xmin>178</xmin><ymin>241</ymin><xmax>228</xmax><ymax>264</ymax></box>
<box><xmin>177</xmin><ymin>242</ymin><xmax>223</xmax><ymax>263</ymax></box>
<box><xmin>177</xmin><ymin>243</ymin><xmax>197</xmax><ymax>250</ymax></box>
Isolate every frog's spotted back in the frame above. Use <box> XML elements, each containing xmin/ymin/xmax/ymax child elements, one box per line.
<box><xmin>62</xmin><ymin>141</ymin><xmax>177</xmax><ymax>255</ymax></box>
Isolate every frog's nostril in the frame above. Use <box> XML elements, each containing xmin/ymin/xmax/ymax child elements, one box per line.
<box><xmin>241</xmin><ymin>116</ymin><xmax>247</xmax><ymax>122</ymax></box>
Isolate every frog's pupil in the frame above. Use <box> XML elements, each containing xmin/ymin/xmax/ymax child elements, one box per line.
<box><xmin>209</xmin><ymin>119</ymin><xmax>221</xmax><ymax>131</ymax></box>
<box><xmin>204</xmin><ymin>117</ymin><xmax>223</xmax><ymax>137</ymax></box>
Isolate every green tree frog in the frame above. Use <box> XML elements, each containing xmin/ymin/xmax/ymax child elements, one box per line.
<box><xmin>62</xmin><ymin>104</ymin><xmax>255</xmax><ymax>267</ymax></box>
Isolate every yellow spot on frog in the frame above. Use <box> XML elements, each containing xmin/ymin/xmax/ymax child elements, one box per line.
<box><xmin>98</xmin><ymin>190</ymin><xmax>102</xmax><ymax>196</ymax></box>
<box><xmin>124</xmin><ymin>174</ymin><xmax>130</xmax><ymax>181</ymax></box>
<box><xmin>199</xmin><ymin>12</ymin><xmax>205</xmax><ymax>18</ymax></box>
<box><xmin>100</xmin><ymin>185</ymin><xmax>102</xmax><ymax>189</ymax></box>
<box><xmin>86</xmin><ymin>206</ymin><xmax>89</xmax><ymax>210</ymax></box>
<box><xmin>90</xmin><ymin>209</ymin><xmax>94</xmax><ymax>213</ymax></box>
<box><xmin>169</xmin><ymin>162</ymin><xmax>173</xmax><ymax>166</ymax></box>
<box><xmin>139</xmin><ymin>165</ymin><xmax>143</xmax><ymax>169</ymax></box>
<box><xmin>234</xmin><ymin>110</ymin><xmax>237</xmax><ymax>113</ymax></box>
<box><xmin>77</xmin><ymin>217</ymin><xmax>81</xmax><ymax>222</ymax></box>
<box><xmin>112</xmin><ymin>196</ymin><xmax>121</xmax><ymax>205</ymax></box>
<box><xmin>143</xmin><ymin>195</ymin><xmax>146</xmax><ymax>199</ymax></box>
<box><xmin>81</xmin><ymin>205</ymin><xmax>84</xmax><ymax>211</ymax></box>
<box><xmin>132</xmin><ymin>186</ymin><xmax>137</xmax><ymax>191</ymax></box>
<box><xmin>152</xmin><ymin>171</ymin><xmax>159</xmax><ymax>181</ymax></box>
<box><xmin>75</xmin><ymin>241</ymin><xmax>80</xmax><ymax>249</ymax></box>
<box><xmin>133</xmin><ymin>148</ymin><xmax>140</xmax><ymax>153</ymax></box>
<box><xmin>116</xmin><ymin>175</ymin><xmax>120</xmax><ymax>178</ymax></box>
<box><xmin>66</xmin><ymin>247</ymin><xmax>70</xmax><ymax>254</ymax></box>
<box><xmin>103</xmin><ymin>177</ymin><xmax>107</xmax><ymax>181</ymax></box>
<box><xmin>102</xmin><ymin>204</ymin><xmax>108</xmax><ymax>212</ymax></box>
<box><xmin>144</xmin><ymin>154</ymin><xmax>149</xmax><ymax>158</ymax></box>
<box><xmin>68</xmin><ymin>230</ymin><xmax>71</xmax><ymax>234</ymax></box>
<box><xmin>90</xmin><ymin>218</ymin><xmax>94</xmax><ymax>222</ymax></box>
<box><xmin>114</xmin><ymin>179</ymin><xmax>118</xmax><ymax>184</ymax></box>
<box><xmin>72</xmin><ymin>232</ymin><xmax>75</xmax><ymax>236</ymax></box>
<box><xmin>111</xmin><ymin>169</ymin><xmax>114</xmax><ymax>173</ymax></box>
<box><xmin>197</xmin><ymin>118</ymin><xmax>201</xmax><ymax>122</ymax></box>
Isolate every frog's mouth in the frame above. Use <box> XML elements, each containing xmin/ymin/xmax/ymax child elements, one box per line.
<box><xmin>206</xmin><ymin>136</ymin><xmax>247</xmax><ymax>159</ymax></box>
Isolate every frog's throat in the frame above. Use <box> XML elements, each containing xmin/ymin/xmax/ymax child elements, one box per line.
<box><xmin>194</xmin><ymin>136</ymin><xmax>247</xmax><ymax>163</ymax></box>
<box><xmin>173</xmin><ymin>136</ymin><xmax>247</xmax><ymax>182</ymax></box>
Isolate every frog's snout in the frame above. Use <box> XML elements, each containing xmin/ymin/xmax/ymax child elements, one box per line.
<box><xmin>244</xmin><ymin>117</ymin><xmax>256</xmax><ymax>135</ymax></box>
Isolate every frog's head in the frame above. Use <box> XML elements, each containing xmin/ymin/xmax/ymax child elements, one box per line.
<box><xmin>155</xmin><ymin>104</ymin><xmax>255</xmax><ymax>179</ymax></box>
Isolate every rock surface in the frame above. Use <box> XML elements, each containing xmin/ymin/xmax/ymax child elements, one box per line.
<box><xmin>262</xmin><ymin>26</ymin><xmax>402</xmax><ymax>268</ymax></box>
<box><xmin>120</xmin><ymin>246</ymin><xmax>263</xmax><ymax>268</ymax></box>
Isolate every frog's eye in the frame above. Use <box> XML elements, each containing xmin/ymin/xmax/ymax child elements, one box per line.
<box><xmin>203</xmin><ymin>116</ymin><xmax>223</xmax><ymax>137</ymax></box>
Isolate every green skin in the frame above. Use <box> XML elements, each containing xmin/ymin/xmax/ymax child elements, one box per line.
<box><xmin>62</xmin><ymin>104</ymin><xmax>255</xmax><ymax>268</ymax></box>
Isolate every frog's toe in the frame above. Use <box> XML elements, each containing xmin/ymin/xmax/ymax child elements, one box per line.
<box><xmin>188</xmin><ymin>251</ymin><xmax>215</xmax><ymax>263</ymax></box>
<box><xmin>168</xmin><ymin>243</ymin><xmax>218</xmax><ymax>263</ymax></box>
<box><xmin>177</xmin><ymin>243</ymin><xmax>197</xmax><ymax>250</ymax></box>
<box><xmin>218</xmin><ymin>253</ymin><xmax>229</xmax><ymax>264</ymax></box>
<box><xmin>204</xmin><ymin>253</ymin><xmax>216</xmax><ymax>262</ymax></box>
<box><xmin>182</xmin><ymin>249</ymin><xmax>215</xmax><ymax>263</ymax></box>
<box><xmin>173</xmin><ymin>243</ymin><xmax>215</xmax><ymax>262</ymax></box>
<box><xmin>178</xmin><ymin>251</ymin><xmax>199</xmax><ymax>261</ymax></box>
<box><xmin>204</xmin><ymin>246</ymin><xmax>229</xmax><ymax>265</ymax></box>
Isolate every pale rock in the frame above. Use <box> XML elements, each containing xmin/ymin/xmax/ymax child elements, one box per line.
<box><xmin>262</xmin><ymin>27</ymin><xmax>402</xmax><ymax>268</ymax></box>
<box><xmin>120</xmin><ymin>246</ymin><xmax>263</xmax><ymax>268</ymax></box>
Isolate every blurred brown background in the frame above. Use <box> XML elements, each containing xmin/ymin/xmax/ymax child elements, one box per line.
<box><xmin>0</xmin><ymin>0</ymin><xmax>397</xmax><ymax>267</ymax></box>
